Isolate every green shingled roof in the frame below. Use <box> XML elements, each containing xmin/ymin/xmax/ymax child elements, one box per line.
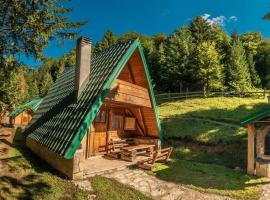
<box><xmin>241</xmin><ymin>107</ymin><xmax>270</xmax><ymax>126</ymax></box>
<box><xmin>10</xmin><ymin>98</ymin><xmax>43</xmax><ymax>117</ymax></box>
<box><xmin>25</xmin><ymin>39</ymin><xmax>162</xmax><ymax>159</ymax></box>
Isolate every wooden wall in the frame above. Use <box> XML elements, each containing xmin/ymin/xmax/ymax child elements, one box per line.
<box><xmin>83</xmin><ymin>48</ymin><xmax>160</xmax><ymax>157</ymax></box>
<box><xmin>13</xmin><ymin>110</ymin><xmax>33</xmax><ymax>126</ymax></box>
<box><xmin>116</xmin><ymin>48</ymin><xmax>159</xmax><ymax>137</ymax></box>
<box><xmin>106</xmin><ymin>79</ymin><xmax>151</xmax><ymax>108</ymax></box>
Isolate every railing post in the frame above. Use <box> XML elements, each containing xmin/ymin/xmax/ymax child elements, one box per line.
<box><xmin>186</xmin><ymin>88</ymin><xmax>189</xmax><ymax>99</ymax></box>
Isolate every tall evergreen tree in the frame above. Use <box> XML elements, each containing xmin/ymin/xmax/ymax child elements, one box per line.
<box><xmin>1</xmin><ymin>70</ymin><xmax>23</xmax><ymax>108</ymax></box>
<box><xmin>226</xmin><ymin>39</ymin><xmax>251</xmax><ymax>91</ymax></box>
<box><xmin>27</xmin><ymin>80</ymin><xmax>39</xmax><ymax>100</ymax></box>
<box><xmin>165</xmin><ymin>28</ymin><xmax>195</xmax><ymax>91</ymax></box>
<box><xmin>189</xmin><ymin>16</ymin><xmax>214</xmax><ymax>44</ymax></box>
<box><xmin>40</xmin><ymin>72</ymin><xmax>53</xmax><ymax>97</ymax></box>
<box><xmin>94</xmin><ymin>30</ymin><xmax>117</xmax><ymax>53</ymax></box>
<box><xmin>196</xmin><ymin>41</ymin><xmax>224</xmax><ymax>96</ymax></box>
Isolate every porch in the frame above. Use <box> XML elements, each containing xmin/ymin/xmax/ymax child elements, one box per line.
<box><xmin>83</xmin><ymin>155</ymin><xmax>148</xmax><ymax>177</ymax></box>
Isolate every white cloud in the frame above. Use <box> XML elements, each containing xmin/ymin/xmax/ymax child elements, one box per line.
<box><xmin>229</xmin><ymin>16</ymin><xmax>238</xmax><ymax>22</ymax></box>
<box><xmin>202</xmin><ymin>13</ymin><xmax>238</xmax><ymax>26</ymax></box>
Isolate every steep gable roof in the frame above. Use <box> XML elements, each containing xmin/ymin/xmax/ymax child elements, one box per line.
<box><xmin>26</xmin><ymin>39</ymin><xmax>161</xmax><ymax>159</ymax></box>
<box><xmin>10</xmin><ymin>98</ymin><xmax>43</xmax><ymax>117</ymax></box>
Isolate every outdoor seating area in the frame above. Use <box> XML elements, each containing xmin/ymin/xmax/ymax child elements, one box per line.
<box><xmin>105</xmin><ymin>136</ymin><xmax>173</xmax><ymax>171</ymax></box>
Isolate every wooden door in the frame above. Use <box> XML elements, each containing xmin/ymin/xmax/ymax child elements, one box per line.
<box><xmin>93</xmin><ymin>132</ymin><xmax>107</xmax><ymax>154</ymax></box>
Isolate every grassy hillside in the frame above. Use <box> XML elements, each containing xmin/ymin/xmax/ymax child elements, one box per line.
<box><xmin>154</xmin><ymin>97</ymin><xmax>269</xmax><ymax>200</ymax></box>
<box><xmin>159</xmin><ymin>97</ymin><xmax>268</xmax><ymax>144</ymax></box>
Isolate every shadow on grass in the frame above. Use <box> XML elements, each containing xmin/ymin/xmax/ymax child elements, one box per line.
<box><xmin>0</xmin><ymin>128</ymin><xmax>67</xmax><ymax>199</ymax></box>
<box><xmin>153</xmin><ymin>158</ymin><xmax>269</xmax><ymax>198</ymax></box>
<box><xmin>161</xmin><ymin>102</ymin><xmax>269</xmax><ymax>144</ymax></box>
<box><xmin>0</xmin><ymin>174</ymin><xmax>50</xmax><ymax>200</ymax></box>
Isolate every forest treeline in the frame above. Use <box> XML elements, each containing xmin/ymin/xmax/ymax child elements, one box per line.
<box><xmin>1</xmin><ymin>1</ymin><xmax>270</xmax><ymax>114</ymax></box>
<box><xmin>22</xmin><ymin>16</ymin><xmax>270</xmax><ymax>100</ymax></box>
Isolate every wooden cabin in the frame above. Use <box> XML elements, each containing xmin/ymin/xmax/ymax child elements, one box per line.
<box><xmin>241</xmin><ymin>106</ymin><xmax>270</xmax><ymax>177</ymax></box>
<box><xmin>25</xmin><ymin>37</ymin><xmax>162</xmax><ymax>179</ymax></box>
<box><xmin>10</xmin><ymin>98</ymin><xmax>43</xmax><ymax>127</ymax></box>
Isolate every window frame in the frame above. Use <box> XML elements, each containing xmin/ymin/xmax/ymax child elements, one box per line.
<box><xmin>95</xmin><ymin>109</ymin><xmax>107</xmax><ymax>123</ymax></box>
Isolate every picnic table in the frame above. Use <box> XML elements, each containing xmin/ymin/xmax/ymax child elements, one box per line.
<box><xmin>121</xmin><ymin>144</ymin><xmax>155</xmax><ymax>162</ymax></box>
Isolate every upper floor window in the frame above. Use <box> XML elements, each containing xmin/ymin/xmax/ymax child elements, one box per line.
<box><xmin>113</xmin><ymin>115</ymin><xmax>123</xmax><ymax>129</ymax></box>
<box><xmin>125</xmin><ymin>117</ymin><xmax>136</xmax><ymax>130</ymax></box>
<box><xmin>95</xmin><ymin>110</ymin><xmax>107</xmax><ymax>123</ymax></box>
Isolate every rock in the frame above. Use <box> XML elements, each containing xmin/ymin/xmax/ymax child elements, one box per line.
<box><xmin>88</xmin><ymin>194</ymin><xmax>96</xmax><ymax>200</ymax></box>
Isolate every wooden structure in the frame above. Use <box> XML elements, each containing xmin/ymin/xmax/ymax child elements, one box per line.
<box><xmin>25</xmin><ymin>38</ymin><xmax>163</xmax><ymax>179</ymax></box>
<box><xmin>9</xmin><ymin>98</ymin><xmax>43</xmax><ymax>127</ymax></box>
<box><xmin>241</xmin><ymin>106</ymin><xmax>270</xmax><ymax>177</ymax></box>
<box><xmin>138</xmin><ymin>147</ymin><xmax>173</xmax><ymax>170</ymax></box>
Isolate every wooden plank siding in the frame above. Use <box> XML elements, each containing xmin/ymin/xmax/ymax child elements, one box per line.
<box><xmin>106</xmin><ymin>79</ymin><xmax>152</xmax><ymax>108</ymax></box>
<box><xmin>85</xmin><ymin>48</ymin><xmax>160</xmax><ymax>157</ymax></box>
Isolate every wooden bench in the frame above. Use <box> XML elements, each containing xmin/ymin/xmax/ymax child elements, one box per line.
<box><xmin>107</xmin><ymin>138</ymin><xmax>129</xmax><ymax>159</ymax></box>
<box><xmin>137</xmin><ymin>147</ymin><xmax>173</xmax><ymax>170</ymax></box>
<box><xmin>121</xmin><ymin>144</ymin><xmax>155</xmax><ymax>162</ymax></box>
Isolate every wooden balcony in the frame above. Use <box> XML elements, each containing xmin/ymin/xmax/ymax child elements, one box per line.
<box><xmin>106</xmin><ymin>79</ymin><xmax>152</xmax><ymax>108</ymax></box>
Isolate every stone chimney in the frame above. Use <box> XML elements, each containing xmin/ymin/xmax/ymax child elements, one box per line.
<box><xmin>74</xmin><ymin>36</ymin><xmax>91</xmax><ymax>98</ymax></box>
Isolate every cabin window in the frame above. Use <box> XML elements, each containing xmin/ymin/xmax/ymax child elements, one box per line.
<box><xmin>113</xmin><ymin>115</ymin><xmax>123</xmax><ymax>129</ymax></box>
<box><xmin>125</xmin><ymin>117</ymin><xmax>136</xmax><ymax>130</ymax></box>
<box><xmin>95</xmin><ymin>110</ymin><xmax>107</xmax><ymax>123</ymax></box>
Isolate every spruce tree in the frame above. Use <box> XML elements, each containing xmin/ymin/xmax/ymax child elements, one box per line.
<box><xmin>226</xmin><ymin>39</ymin><xmax>251</xmax><ymax>91</ymax></box>
<box><xmin>27</xmin><ymin>80</ymin><xmax>39</xmax><ymax>100</ymax></box>
<box><xmin>1</xmin><ymin>70</ymin><xmax>23</xmax><ymax>108</ymax></box>
<box><xmin>165</xmin><ymin>28</ymin><xmax>195</xmax><ymax>92</ymax></box>
<box><xmin>196</xmin><ymin>41</ymin><xmax>224</xmax><ymax>96</ymax></box>
<box><xmin>40</xmin><ymin>72</ymin><xmax>54</xmax><ymax>97</ymax></box>
<box><xmin>94</xmin><ymin>30</ymin><xmax>117</xmax><ymax>53</ymax></box>
<box><xmin>189</xmin><ymin>16</ymin><xmax>214</xmax><ymax>44</ymax></box>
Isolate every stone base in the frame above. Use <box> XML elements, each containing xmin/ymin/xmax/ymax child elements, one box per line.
<box><xmin>256</xmin><ymin>158</ymin><xmax>270</xmax><ymax>177</ymax></box>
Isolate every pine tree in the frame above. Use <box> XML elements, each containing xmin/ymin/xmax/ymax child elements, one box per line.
<box><xmin>226</xmin><ymin>39</ymin><xmax>251</xmax><ymax>91</ymax></box>
<box><xmin>247</xmin><ymin>54</ymin><xmax>261</xmax><ymax>87</ymax></box>
<box><xmin>40</xmin><ymin>72</ymin><xmax>53</xmax><ymax>97</ymax></box>
<box><xmin>1</xmin><ymin>70</ymin><xmax>23</xmax><ymax>108</ymax></box>
<box><xmin>189</xmin><ymin>16</ymin><xmax>214</xmax><ymax>44</ymax></box>
<box><xmin>196</xmin><ymin>41</ymin><xmax>224</xmax><ymax>96</ymax></box>
<box><xmin>165</xmin><ymin>28</ymin><xmax>195</xmax><ymax>92</ymax></box>
<box><xmin>94</xmin><ymin>30</ymin><xmax>117</xmax><ymax>53</ymax></box>
<box><xmin>27</xmin><ymin>79</ymin><xmax>39</xmax><ymax>100</ymax></box>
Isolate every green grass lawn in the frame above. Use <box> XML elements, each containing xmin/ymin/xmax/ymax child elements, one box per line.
<box><xmin>148</xmin><ymin>145</ymin><xmax>268</xmax><ymax>200</ymax></box>
<box><xmin>151</xmin><ymin>159</ymin><xmax>267</xmax><ymax>200</ymax></box>
<box><xmin>159</xmin><ymin>97</ymin><xmax>268</xmax><ymax>144</ymax></box>
<box><xmin>0</xmin><ymin>130</ymin><xmax>152</xmax><ymax>200</ymax></box>
<box><xmin>155</xmin><ymin>97</ymin><xmax>270</xmax><ymax>199</ymax></box>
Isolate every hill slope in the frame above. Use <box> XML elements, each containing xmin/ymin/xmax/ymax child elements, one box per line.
<box><xmin>158</xmin><ymin>97</ymin><xmax>268</xmax><ymax>144</ymax></box>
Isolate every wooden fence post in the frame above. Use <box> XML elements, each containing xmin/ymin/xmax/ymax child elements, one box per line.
<box><xmin>247</xmin><ymin>123</ymin><xmax>256</xmax><ymax>176</ymax></box>
<box><xmin>186</xmin><ymin>88</ymin><xmax>189</xmax><ymax>99</ymax></box>
<box><xmin>264</xmin><ymin>88</ymin><xmax>266</xmax><ymax>99</ymax></box>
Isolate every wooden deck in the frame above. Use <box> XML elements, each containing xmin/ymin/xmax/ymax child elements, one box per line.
<box><xmin>83</xmin><ymin>155</ymin><xmax>148</xmax><ymax>178</ymax></box>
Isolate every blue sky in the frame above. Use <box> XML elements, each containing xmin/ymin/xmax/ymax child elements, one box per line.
<box><xmin>21</xmin><ymin>0</ymin><xmax>270</xmax><ymax>67</ymax></box>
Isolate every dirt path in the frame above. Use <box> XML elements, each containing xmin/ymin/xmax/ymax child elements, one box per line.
<box><xmin>103</xmin><ymin>168</ymin><xmax>233</xmax><ymax>200</ymax></box>
<box><xmin>260</xmin><ymin>183</ymin><xmax>270</xmax><ymax>200</ymax></box>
